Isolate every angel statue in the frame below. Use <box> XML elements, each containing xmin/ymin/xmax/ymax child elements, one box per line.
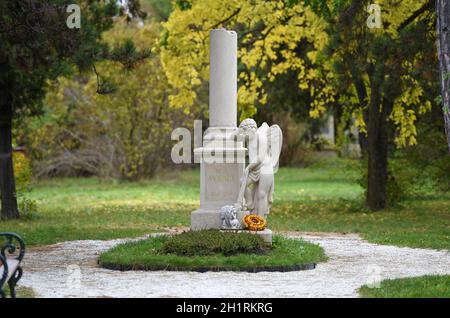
<box><xmin>234</xmin><ymin>119</ymin><xmax>283</xmax><ymax>219</ymax></box>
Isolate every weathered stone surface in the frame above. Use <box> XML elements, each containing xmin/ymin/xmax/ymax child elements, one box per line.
<box><xmin>204</xmin><ymin>163</ymin><xmax>239</xmax><ymax>202</ymax></box>
<box><xmin>209</xmin><ymin>29</ymin><xmax>237</xmax><ymax>128</ymax></box>
<box><xmin>191</xmin><ymin>210</ymin><xmax>248</xmax><ymax>230</ymax></box>
<box><xmin>254</xmin><ymin>229</ymin><xmax>273</xmax><ymax>246</ymax></box>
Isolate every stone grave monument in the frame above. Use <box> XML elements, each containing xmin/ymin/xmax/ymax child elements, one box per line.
<box><xmin>191</xmin><ymin>29</ymin><xmax>282</xmax><ymax>245</ymax></box>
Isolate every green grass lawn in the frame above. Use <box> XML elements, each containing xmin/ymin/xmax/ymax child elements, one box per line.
<box><xmin>0</xmin><ymin>158</ymin><xmax>449</xmax><ymax>249</ymax></box>
<box><xmin>359</xmin><ymin>275</ymin><xmax>450</xmax><ymax>298</ymax></box>
<box><xmin>99</xmin><ymin>235</ymin><xmax>326</xmax><ymax>272</ymax></box>
<box><xmin>3</xmin><ymin>285</ymin><xmax>35</xmax><ymax>298</ymax></box>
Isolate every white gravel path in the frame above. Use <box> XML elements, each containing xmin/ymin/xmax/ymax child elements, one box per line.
<box><xmin>19</xmin><ymin>233</ymin><xmax>450</xmax><ymax>298</ymax></box>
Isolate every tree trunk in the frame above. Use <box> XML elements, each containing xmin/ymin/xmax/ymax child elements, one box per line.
<box><xmin>367</xmin><ymin>76</ymin><xmax>388</xmax><ymax>211</ymax></box>
<box><xmin>436</xmin><ymin>0</ymin><xmax>450</xmax><ymax>151</ymax></box>
<box><xmin>0</xmin><ymin>98</ymin><xmax>20</xmax><ymax>219</ymax></box>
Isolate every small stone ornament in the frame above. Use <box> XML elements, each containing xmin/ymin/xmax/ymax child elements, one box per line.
<box><xmin>220</xmin><ymin>205</ymin><xmax>242</xmax><ymax>230</ymax></box>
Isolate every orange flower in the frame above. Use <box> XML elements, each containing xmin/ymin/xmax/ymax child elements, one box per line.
<box><xmin>243</xmin><ymin>214</ymin><xmax>267</xmax><ymax>231</ymax></box>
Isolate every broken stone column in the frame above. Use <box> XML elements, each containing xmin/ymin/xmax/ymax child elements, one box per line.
<box><xmin>191</xmin><ymin>29</ymin><xmax>246</xmax><ymax>230</ymax></box>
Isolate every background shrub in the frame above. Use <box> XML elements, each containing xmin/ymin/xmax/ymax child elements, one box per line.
<box><xmin>13</xmin><ymin>152</ymin><xmax>37</xmax><ymax>218</ymax></box>
<box><xmin>358</xmin><ymin>155</ymin><xmax>439</xmax><ymax>207</ymax></box>
<box><xmin>403</xmin><ymin>128</ymin><xmax>450</xmax><ymax>192</ymax></box>
<box><xmin>13</xmin><ymin>151</ymin><xmax>31</xmax><ymax>191</ymax></box>
<box><xmin>157</xmin><ymin>230</ymin><xmax>267</xmax><ymax>256</ymax></box>
<box><xmin>17</xmin><ymin>21</ymin><xmax>198</xmax><ymax>181</ymax></box>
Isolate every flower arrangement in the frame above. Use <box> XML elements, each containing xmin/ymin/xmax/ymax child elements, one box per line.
<box><xmin>243</xmin><ymin>214</ymin><xmax>267</xmax><ymax>231</ymax></box>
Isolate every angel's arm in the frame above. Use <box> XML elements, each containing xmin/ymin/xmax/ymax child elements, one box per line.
<box><xmin>242</xmin><ymin>132</ymin><xmax>258</xmax><ymax>170</ymax></box>
<box><xmin>246</xmin><ymin>161</ymin><xmax>261</xmax><ymax>171</ymax></box>
<box><xmin>246</xmin><ymin>135</ymin><xmax>266</xmax><ymax>171</ymax></box>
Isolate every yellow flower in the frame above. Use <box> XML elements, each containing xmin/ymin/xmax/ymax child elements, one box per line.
<box><xmin>243</xmin><ymin>214</ymin><xmax>267</xmax><ymax>231</ymax></box>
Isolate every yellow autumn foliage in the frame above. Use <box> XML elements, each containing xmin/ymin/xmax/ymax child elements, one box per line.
<box><xmin>161</xmin><ymin>0</ymin><xmax>334</xmax><ymax>120</ymax></box>
<box><xmin>162</xmin><ymin>0</ymin><xmax>433</xmax><ymax>148</ymax></box>
<box><xmin>13</xmin><ymin>151</ymin><xmax>31</xmax><ymax>191</ymax></box>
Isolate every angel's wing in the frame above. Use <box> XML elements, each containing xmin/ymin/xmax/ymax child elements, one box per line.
<box><xmin>268</xmin><ymin>124</ymin><xmax>283</xmax><ymax>173</ymax></box>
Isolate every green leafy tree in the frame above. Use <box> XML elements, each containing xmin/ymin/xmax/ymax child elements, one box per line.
<box><xmin>0</xmin><ymin>0</ymin><xmax>148</xmax><ymax>219</ymax></box>
<box><xmin>315</xmin><ymin>0</ymin><xmax>436</xmax><ymax>210</ymax></box>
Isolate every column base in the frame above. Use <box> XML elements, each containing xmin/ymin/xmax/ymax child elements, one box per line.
<box><xmin>191</xmin><ymin>208</ymin><xmax>249</xmax><ymax>230</ymax></box>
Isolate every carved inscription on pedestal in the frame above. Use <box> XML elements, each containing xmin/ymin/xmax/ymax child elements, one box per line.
<box><xmin>204</xmin><ymin>163</ymin><xmax>239</xmax><ymax>202</ymax></box>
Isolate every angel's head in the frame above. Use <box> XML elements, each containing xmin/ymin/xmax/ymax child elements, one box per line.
<box><xmin>238</xmin><ymin>118</ymin><xmax>257</xmax><ymax>138</ymax></box>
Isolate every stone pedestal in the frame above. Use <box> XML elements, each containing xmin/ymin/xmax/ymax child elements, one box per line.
<box><xmin>191</xmin><ymin>128</ymin><xmax>246</xmax><ymax>230</ymax></box>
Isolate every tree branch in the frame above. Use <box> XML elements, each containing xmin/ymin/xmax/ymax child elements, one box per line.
<box><xmin>209</xmin><ymin>8</ymin><xmax>241</xmax><ymax>30</ymax></box>
<box><xmin>398</xmin><ymin>0</ymin><xmax>434</xmax><ymax>31</ymax></box>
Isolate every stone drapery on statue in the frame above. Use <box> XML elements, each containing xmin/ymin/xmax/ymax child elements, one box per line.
<box><xmin>234</xmin><ymin>119</ymin><xmax>283</xmax><ymax>219</ymax></box>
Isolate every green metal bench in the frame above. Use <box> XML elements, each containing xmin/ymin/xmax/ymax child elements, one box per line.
<box><xmin>0</xmin><ymin>233</ymin><xmax>25</xmax><ymax>298</ymax></box>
